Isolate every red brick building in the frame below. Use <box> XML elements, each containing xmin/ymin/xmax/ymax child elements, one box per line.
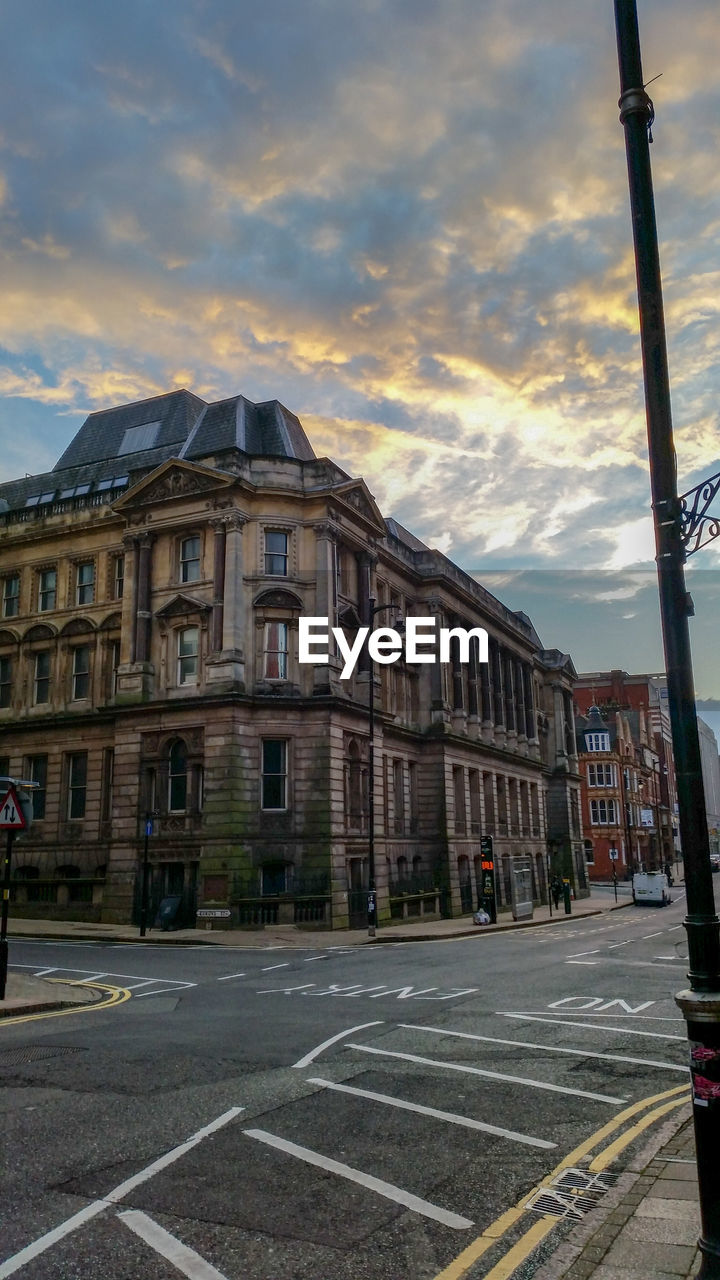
<box><xmin>575</xmin><ymin>701</ymin><xmax>666</xmax><ymax>882</ymax></box>
<box><xmin>574</xmin><ymin>671</ymin><xmax>678</xmax><ymax>880</ymax></box>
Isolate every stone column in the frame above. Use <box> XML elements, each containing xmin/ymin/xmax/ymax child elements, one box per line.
<box><xmin>206</xmin><ymin>512</ymin><xmax>246</xmax><ymax>688</ymax></box>
<box><xmin>312</xmin><ymin>522</ymin><xmax>342</xmax><ymax>693</ymax></box>
<box><xmin>135</xmin><ymin>534</ymin><xmax>152</xmax><ymax>664</ymax></box>
<box><xmin>210</xmin><ymin>519</ymin><xmax>226</xmax><ymax>653</ymax></box>
<box><xmin>490</xmin><ymin>639</ymin><xmax>505</xmax><ymax>748</ymax></box>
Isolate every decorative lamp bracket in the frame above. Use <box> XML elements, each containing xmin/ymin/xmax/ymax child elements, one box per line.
<box><xmin>676</xmin><ymin>470</ymin><xmax>720</xmax><ymax>557</ymax></box>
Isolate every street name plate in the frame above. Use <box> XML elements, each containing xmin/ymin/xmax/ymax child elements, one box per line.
<box><xmin>196</xmin><ymin>908</ymin><xmax>231</xmax><ymax>918</ymax></box>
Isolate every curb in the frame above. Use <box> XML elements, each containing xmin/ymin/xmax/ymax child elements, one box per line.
<box><xmin>6</xmin><ymin>898</ymin><xmax>634</xmax><ymax>948</ymax></box>
<box><xmin>525</xmin><ymin>1104</ymin><xmax>695</xmax><ymax>1280</ymax></box>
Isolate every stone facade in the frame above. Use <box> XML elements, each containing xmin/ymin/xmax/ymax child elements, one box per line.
<box><xmin>0</xmin><ymin>389</ymin><xmax>585</xmax><ymax>930</ymax></box>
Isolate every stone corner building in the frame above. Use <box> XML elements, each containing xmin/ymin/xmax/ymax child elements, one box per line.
<box><xmin>0</xmin><ymin>389</ymin><xmax>587</xmax><ymax>930</ymax></box>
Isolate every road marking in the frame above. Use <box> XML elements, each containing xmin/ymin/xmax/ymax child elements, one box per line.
<box><xmin>292</xmin><ymin>1021</ymin><xmax>384</xmax><ymax>1068</ymax></box>
<box><xmin>32</xmin><ymin>967</ymin><xmax>58</xmax><ymax>976</ymax></box>
<box><xmin>259</xmin><ymin>963</ymin><xmax>289</xmax><ymax>972</ymax></box>
<box><xmin>243</xmin><ymin>1129</ymin><xmax>473</xmax><ymax>1229</ymax></box>
<box><xmin>567</xmin><ymin>961</ymin><xmax>598</xmax><ymax>966</ymax></box>
<box><xmin>642</xmin><ymin>932</ymin><xmax>663</xmax><ymax>939</ymax></box>
<box><xmin>399</xmin><ymin>1024</ymin><xmax>689</xmax><ymax>1074</ymax></box>
<box><xmin>567</xmin><ymin>950</ymin><xmax>600</xmax><ymax>957</ymax></box>
<box><xmin>432</xmin><ymin>1084</ymin><xmax>690</xmax><ymax>1280</ymax></box>
<box><xmin>118</xmin><ymin>1210</ymin><xmax>229</xmax><ymax>1280</ymax></box>
<box><xmin>307</xmin><ymin>1077</ymin><xmax>557</xmax><ymax>1149</ymax></box>
<box><xmin>303</xmin><ymin>955</ymin><xmax>330</xmax><ymax>962</ymax></box>
<box><xmin>0</xmin><ymin>1107</ymin><xmax>243</xmax><ymax>1278</ymax></box>
<box><xmin>0</xmin><ymin>983</ymin><xmax>130</xmax><ymax>1028</ymax></box>
<box><xmin>346</xmin><ymin>1044</ymin><xmax>626</xmax><ymax>1104</ymax></box>
<box><xmin>216</xmin><ymin>972</ymin><xmax>247</xmax><ymax>981</ymax></box>
<box><xmin>500</xmin><ymin>1013</ymin><xmax>685</xmax><ymax>1040</ymax></box>
<box><xmin>257</xmin><ymin>982</ymin><xmax>316</xmax><ymax>994</ymax></box>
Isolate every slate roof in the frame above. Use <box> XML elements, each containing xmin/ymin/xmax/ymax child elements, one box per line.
<box><xmin>0</xmin><ymin>389</ymin><xmax>317</xmax><ymax>512</ymax></box>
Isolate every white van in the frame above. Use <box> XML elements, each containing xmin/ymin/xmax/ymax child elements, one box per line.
<box><xmin>632</xmin><ymin>871</ymin><xmax>671</xmax><ymax>906</ymax></box>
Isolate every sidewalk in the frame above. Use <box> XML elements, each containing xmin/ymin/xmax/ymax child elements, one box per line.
<box><xmin>531</xmin><ymin>1105</ymin><xmax>701</xmax><ymax>1280</ymax></box>
<box><xmin>2</xmin><ymin>877</ymin><xmax>703</xmax><ymax>1280</ymax></box>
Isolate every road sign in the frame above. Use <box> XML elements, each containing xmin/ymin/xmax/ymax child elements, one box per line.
<box><xmin>0</xmin><ymin>787</ymin><xmax>26</xmax><ymax>829</ymax></box>
<box><xmin>609</xmin><ymin>848</ymin><xmax>619</xmax><ymax>861</ymax></box>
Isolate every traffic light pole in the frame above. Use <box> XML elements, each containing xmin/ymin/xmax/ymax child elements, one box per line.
<box><xmin>614</xmin><ymin>4</ymin><xmax>720</xmax><ymax>1275</ymax></box>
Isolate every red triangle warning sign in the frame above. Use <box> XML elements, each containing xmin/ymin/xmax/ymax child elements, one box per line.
<box><xmin>0</xmin><ymin>787</ymin><xmax>26</xmax><ymax>829</ymax></box>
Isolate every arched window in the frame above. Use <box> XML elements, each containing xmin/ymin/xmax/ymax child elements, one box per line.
<box><xmin>168</xmin><ymin>740</ymin><xmax>188</xmax><ymax>812</ymax></box>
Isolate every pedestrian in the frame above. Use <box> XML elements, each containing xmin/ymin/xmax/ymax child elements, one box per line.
<box><xmin>551</xmin><ymin>876</ymin><xmax>561</xmax><ymax>910</ymax></box>
<box><xmin>664</xmin><ymin>860</ymin><xmax>673</xmax><ymax>887</ymax></box>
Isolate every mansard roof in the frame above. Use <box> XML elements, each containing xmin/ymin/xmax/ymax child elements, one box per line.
<box><xmin>0</xmin><ymin>389</ymin><xmax>317</xmax><ymax>512</ymax></box>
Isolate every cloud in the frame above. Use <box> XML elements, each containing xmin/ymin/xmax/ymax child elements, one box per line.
<box><xmin>0</xmin><ymin>0</ymin><xmax>719</xmax><ymax>595</ymax></box>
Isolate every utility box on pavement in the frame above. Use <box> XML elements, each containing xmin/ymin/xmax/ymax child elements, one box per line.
<box><xmin>511</xmin><ymin>863</ymin><xmax>534</xmax><ymax>921</ymax></box>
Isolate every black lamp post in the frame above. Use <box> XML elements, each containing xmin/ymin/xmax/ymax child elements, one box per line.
<box><xmin>614</xmin><ymin>5</ymin><xmax>720</xmax><ymax>1274</ymax></box>
<box><xmin>366</xmin><ymin>596</ymin><xmax>403</xmax><ymax>938</ymax></box>
<box><xmin>139</xmin><ymin>809</ymin><xmax>159</xmax><ymax>938</ymax></box>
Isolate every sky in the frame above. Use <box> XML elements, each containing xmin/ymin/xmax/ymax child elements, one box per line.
<box><xmin>1</xmin><ymin>1</ymin><xmax>719</xmax><ymax>733</ymax></box>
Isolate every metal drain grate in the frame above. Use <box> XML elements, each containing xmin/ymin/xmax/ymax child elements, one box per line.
<box><xmin>0</xmin><ymin>1045</ymin><xmax>84</xmax><ymax>1068</ymax></box>
<box><xmin>526</xmin><ymin>1168</ymin><xmax>619</xmax><ymax>1220</ymax></box>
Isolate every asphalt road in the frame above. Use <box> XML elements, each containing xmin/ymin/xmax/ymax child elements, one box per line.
<box><xmin>0</xmin><ymin>891</ymin><xmax>696</xmax><ymax>1280</ymax></box>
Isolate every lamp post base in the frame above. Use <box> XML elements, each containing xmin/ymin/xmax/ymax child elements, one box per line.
<box><xmin>676</xmin><ymin>989</ymin><xmax>720</xmax><ymax>1280</ymax></box>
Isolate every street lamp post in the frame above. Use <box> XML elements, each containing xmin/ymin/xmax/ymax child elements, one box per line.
<box><xmin>366</xmin><ymin>596</ymin><xmax>403</xmax><ymax>938</ymax></box>
<box><xmin>614</xmin><ymin>5</ymin><xmax>720</xmax><ymax>1274</ymax></box>
<box><xmin>139</xmin><ymin>810</ymin><xmax>159</xmax><ymax>938</ymax></box>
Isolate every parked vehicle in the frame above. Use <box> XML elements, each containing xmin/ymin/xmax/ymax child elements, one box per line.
<box><xmin>632</xmin><ymin>871</ymin><xmax>671</xmax><ymax>906</ymax></box>
<box><xmin>710</xmin><ymin>853</ymin><xmax>720</xmax><ymax>873</ymax></box>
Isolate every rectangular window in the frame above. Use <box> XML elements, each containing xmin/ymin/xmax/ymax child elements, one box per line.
<box><xmin>588</xmin><ymin>763</ymin><xmax>616</xmax><ymax>787</ymax></box>
<box><xmin>590</xmin><ymin>798</ymin><xmax>617</xmax><ymax>825</ymax></box>
<box><xmin>72</xmin><ymin>646</ymin><xmax>90</xmax><ymax>700</ymax></box>
<box><xmin>0</xmin><ymin>656</ymin><xmax>11</xmax><ymax>708</ymax></box>
<box><xmin>2</xmin><ymin>574</ymin><xmax>19</xmax><ymax>618</ymax></box>
<box><xmin>408</xmin><ymin>761</ymin><xmax>418</xmax><ymax>834</ymax></box>
<box><xmin>180</xmin><ymin>536</ymin><xmax>201</xmax><ymax>583</ymax></box>
<box><xmin>262</xmin><ymin>739</ymin><xmax>287</xmax><ymax>809</ymax></box>
<box><xmin>177</xmin><ymin>627</ymin><xmax>199</xmax><ymax>685</ymax></box>
<box><xmin>34</xmin><ymin>651</ymin><xmax>50</xmax><ymax>704</ymax></box>
<box><xmin>76</xmin><ymin>562</ymin><xmax>95</xmax><ymax>606</ymax></box>
<box><xmin>453</xmin><ymin>764</ymin><xmax>466</xmax><ymax>835</ymax></box>
<box><xmin>393</xmin><ymin>759</ymin><xmax>405</xmax><ymax>835</ymax></box>
<box><xmin>113</xmin><ymin>555</ymin><xmax>124</xmax><ymax>599</ymax></box>
<box><xmin>38</xmin><ymin>569</ymin><xmax>57</xmax><ymax>612</ymax></box>
<box><xmin>26</xmin><ymin>755</ymin><xmax>47</xmax><ymax>820</ymax></box>
<box><xmin>469</xmin><ymin>769</ymin><xmax>481</xmax><ymax>835</ymax></box>
<box><xmin>263</xmin><ymin>622</ymin><xmax>288</xmax><ymax>679</ymax></box>
<box><xmin>585</xmin><ymin>732</ymin><xmax>610</xmax><ymax>752</ymax></box>
<box><xmin>101</xmin><ymin>748</ymin><xmax>114</xmax><ymax>822</ymax></box>
<box><xmin>67</xmin><ymin>752</ymin><xmax>88</xmax><ymax>819</ymax></box>
<box><xmin>264</xmin><ymin>530</ymin><xmax>288</xmax><ymax>576</ymax></box>
<box><xmin>110</xmin><ymin>639</ymin><xmax>121</xmax><ymax>697</ymax></box>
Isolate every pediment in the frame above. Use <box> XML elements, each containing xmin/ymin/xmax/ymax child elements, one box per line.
<box><xmin>331</xmin><ymin>480</ymin><xmax>386</xmax><ymax>533</ymax></box>
<box><xmin>254</xmin><ymin>589</ymin><xmax>303</xmax><ymax>610</ymax></box>
<box><xmin>113</xmin><ymin>459</ymin><xmax>234</xmax><ymax>510</ymax></box>
<box><xmin>155</xmin><ymin>593</ymin><xmax>211</xmax><ymax>620</ymax></box>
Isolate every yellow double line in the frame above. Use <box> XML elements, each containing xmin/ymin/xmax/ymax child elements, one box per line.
<box><xmin>434</xmin><ymin>1082</ymin><xmax>691</xmax><ymax>1280</ymax></box>
<box><xmin>0</xmin><ymin>980</ymin><xmax>131</xmax><ymax>1027</ymax></box>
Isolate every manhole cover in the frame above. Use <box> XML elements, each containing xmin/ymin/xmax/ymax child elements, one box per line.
<box><xmin>0</xmin><ymin>1045</ymin><xmax>85</xmax><ymax>1067</ymax></box>
<box><xmin>526</xmin><ymin>1168</ymin><xmax>619</xmax><ymax>1220</ymax></box>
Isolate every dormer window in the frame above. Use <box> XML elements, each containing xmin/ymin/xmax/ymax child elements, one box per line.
<box><xmin>585</xmin><ymin>732</ymin><xmax>610</xmax><ymax>752</ymax></box>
